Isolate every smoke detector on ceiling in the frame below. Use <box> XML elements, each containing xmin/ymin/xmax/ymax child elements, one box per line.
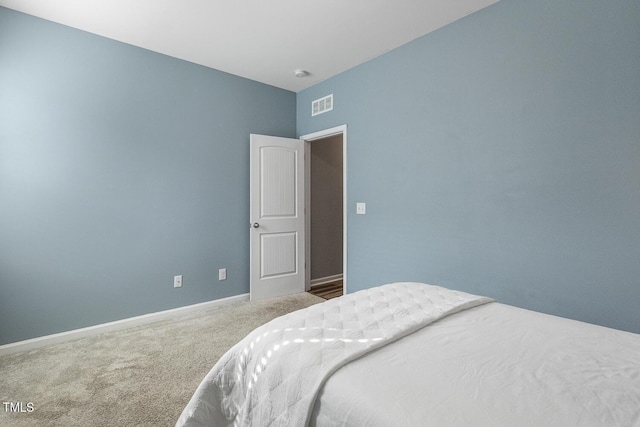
<box><xmin>294</xmin><ymin>69</ymin><xmax>310</xmax><ymax>78</ymax></box>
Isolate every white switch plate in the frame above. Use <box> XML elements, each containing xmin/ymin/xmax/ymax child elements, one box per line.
<box><xmin>218</xmin><ymin>268</ymin><xmax>227</xmax><ymax>281</ymax></box>
<box><xmin>356</xmin><ymin>202</ymin><xmax>366</xmax><ymax>215</ymax></box>
<box><xmin>174</xmin><ymin>275</ymin><xmax>183</xmax><ymax>288</ymax></box>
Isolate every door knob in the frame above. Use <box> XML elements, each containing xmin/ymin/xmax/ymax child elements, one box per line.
<box><xmin>252</xmin><ymin>223</ymin><xmax>260</xmax><ymax>228</ymax></box>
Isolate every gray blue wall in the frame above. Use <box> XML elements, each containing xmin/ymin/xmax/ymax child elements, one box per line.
<box><xmin>0</xmin><ymin>7</ymin><xmax>296</xmax><ymax>345</ymax></box>
<box><xmin>2</xmin><ymin>0</ymin><xmax>639</xmax><ymax>345</ymax></box>
<box><xmin>297</xmin><ymin>0</ymin><xmax>640</xmax><ymax>333</ymax></box>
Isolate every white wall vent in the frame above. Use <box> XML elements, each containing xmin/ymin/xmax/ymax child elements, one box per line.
<box><xmin>312</xmin><ymin>94</ymin><xmax>333</xmax><ymax>116</ymax></box>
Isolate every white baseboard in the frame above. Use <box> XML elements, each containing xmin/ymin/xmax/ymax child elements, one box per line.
<box><xmin>0</xmin><ymin>294</ymin><xmax>249</xmax><ymax>356</ymax></box>
<box><xmin>310</xmin><ymin>274</ymin><xmax>343</xmax><ymax>287</ymax></box>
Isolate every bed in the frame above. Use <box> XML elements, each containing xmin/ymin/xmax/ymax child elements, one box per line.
<box><xmin>176</xmin><ymin>282</ymin><xmax>640</xmax><ymax>427</ymax></box>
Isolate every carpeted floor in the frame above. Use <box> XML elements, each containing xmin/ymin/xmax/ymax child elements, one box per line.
<box><xmin>0</xmin><ymin>292</ymin><xmax>324</xmax><ymax>427</ymax></box>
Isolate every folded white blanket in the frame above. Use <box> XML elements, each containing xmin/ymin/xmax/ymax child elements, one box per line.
<box><xmin>176</xmin><ymin>282</ymin><xmax>493</xmax><ymax>427</ymax></box>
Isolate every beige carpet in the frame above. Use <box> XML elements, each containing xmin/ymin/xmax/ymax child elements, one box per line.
<box><xmin>0</xmin><ymin>292</ymin><xmax>324</xmax><ymax>427</ymax></box>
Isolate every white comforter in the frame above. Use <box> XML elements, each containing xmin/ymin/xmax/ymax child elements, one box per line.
<box><xmin>310</xmin><ymin>301</ymin><xmax>640</xmax><ymax>427</ymax></box>
<box><xmin>176</xmin><ymin>282</ymin><xmax>492</xmax><ymax>427</ymax></box>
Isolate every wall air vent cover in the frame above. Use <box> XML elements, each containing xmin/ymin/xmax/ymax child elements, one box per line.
<box><xmin>312</xmin><ymin>94</ymin><xmax>333</xmax><ymax>116</ymax></box>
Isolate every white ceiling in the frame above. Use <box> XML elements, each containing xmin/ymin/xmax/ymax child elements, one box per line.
<box><xmin>1</xmin><ymin>0</ymin><xmax>499</xmax><ymax>92</ymax></box>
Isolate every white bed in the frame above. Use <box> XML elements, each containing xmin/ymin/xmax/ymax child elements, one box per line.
<box><xmin>176</xmin><ymin>282</ymin><xmax>640</xmax><ymax>427</ymax></box>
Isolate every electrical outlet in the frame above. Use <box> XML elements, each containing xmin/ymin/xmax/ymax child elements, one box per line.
<box><xmin>174</xmin><ymin>275</ymin><xmax>183</xmax><ymax>288</ymax></box>
<box><xmin>218</xmin><ymin>268</ymin><xmax>227</xmax><ymax>281</ymax></box>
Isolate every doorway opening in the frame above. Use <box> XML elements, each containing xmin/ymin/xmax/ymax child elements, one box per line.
<box><xmin>301</xmin><ymin>125</ymin><xmax>347</xmax><ymax>300</ymax></box>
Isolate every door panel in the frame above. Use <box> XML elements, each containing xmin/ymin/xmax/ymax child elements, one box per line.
<box><xmin>261</xmin><ymin>232</ymin><xmax>298</xmax><ymax>278</ymax></box>
<box><xmin>250</xmin><ymin>134</ymin><xmax>305</xmax><ymax>301</ymax></box>
<box><xmin>260</xmin><ymin>147</ymin><xmax>297</xmax><ymax>217</ymax></box>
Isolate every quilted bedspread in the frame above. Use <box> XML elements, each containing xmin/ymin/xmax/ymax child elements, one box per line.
<box><xmin>176</xmin><ymin>282</ymin><xmax>493</xmax><ymax>427</ymax></box>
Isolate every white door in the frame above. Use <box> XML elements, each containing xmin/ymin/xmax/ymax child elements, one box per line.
<box><xmin>250</xmin><ymin>134</ymin><xmax>305</xmax><ymax>301</ymax></box>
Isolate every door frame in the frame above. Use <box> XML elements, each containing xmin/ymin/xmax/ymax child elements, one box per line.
<box><xmin>300</xmin><ymin>125</ymin><xmax>347</xmax><ymax>295</ymax></box>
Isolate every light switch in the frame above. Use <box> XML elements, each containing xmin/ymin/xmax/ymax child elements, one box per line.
<box><xmin>356</xmin><ymin>202</ymin><xmax>366</xmax><ymax>215</ymax></box>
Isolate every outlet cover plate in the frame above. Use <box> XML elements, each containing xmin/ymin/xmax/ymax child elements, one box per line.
<box><xmin>174</xmin><ymin>275</ymin><xmax>183</xmax><ymax>288</ymax></box>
